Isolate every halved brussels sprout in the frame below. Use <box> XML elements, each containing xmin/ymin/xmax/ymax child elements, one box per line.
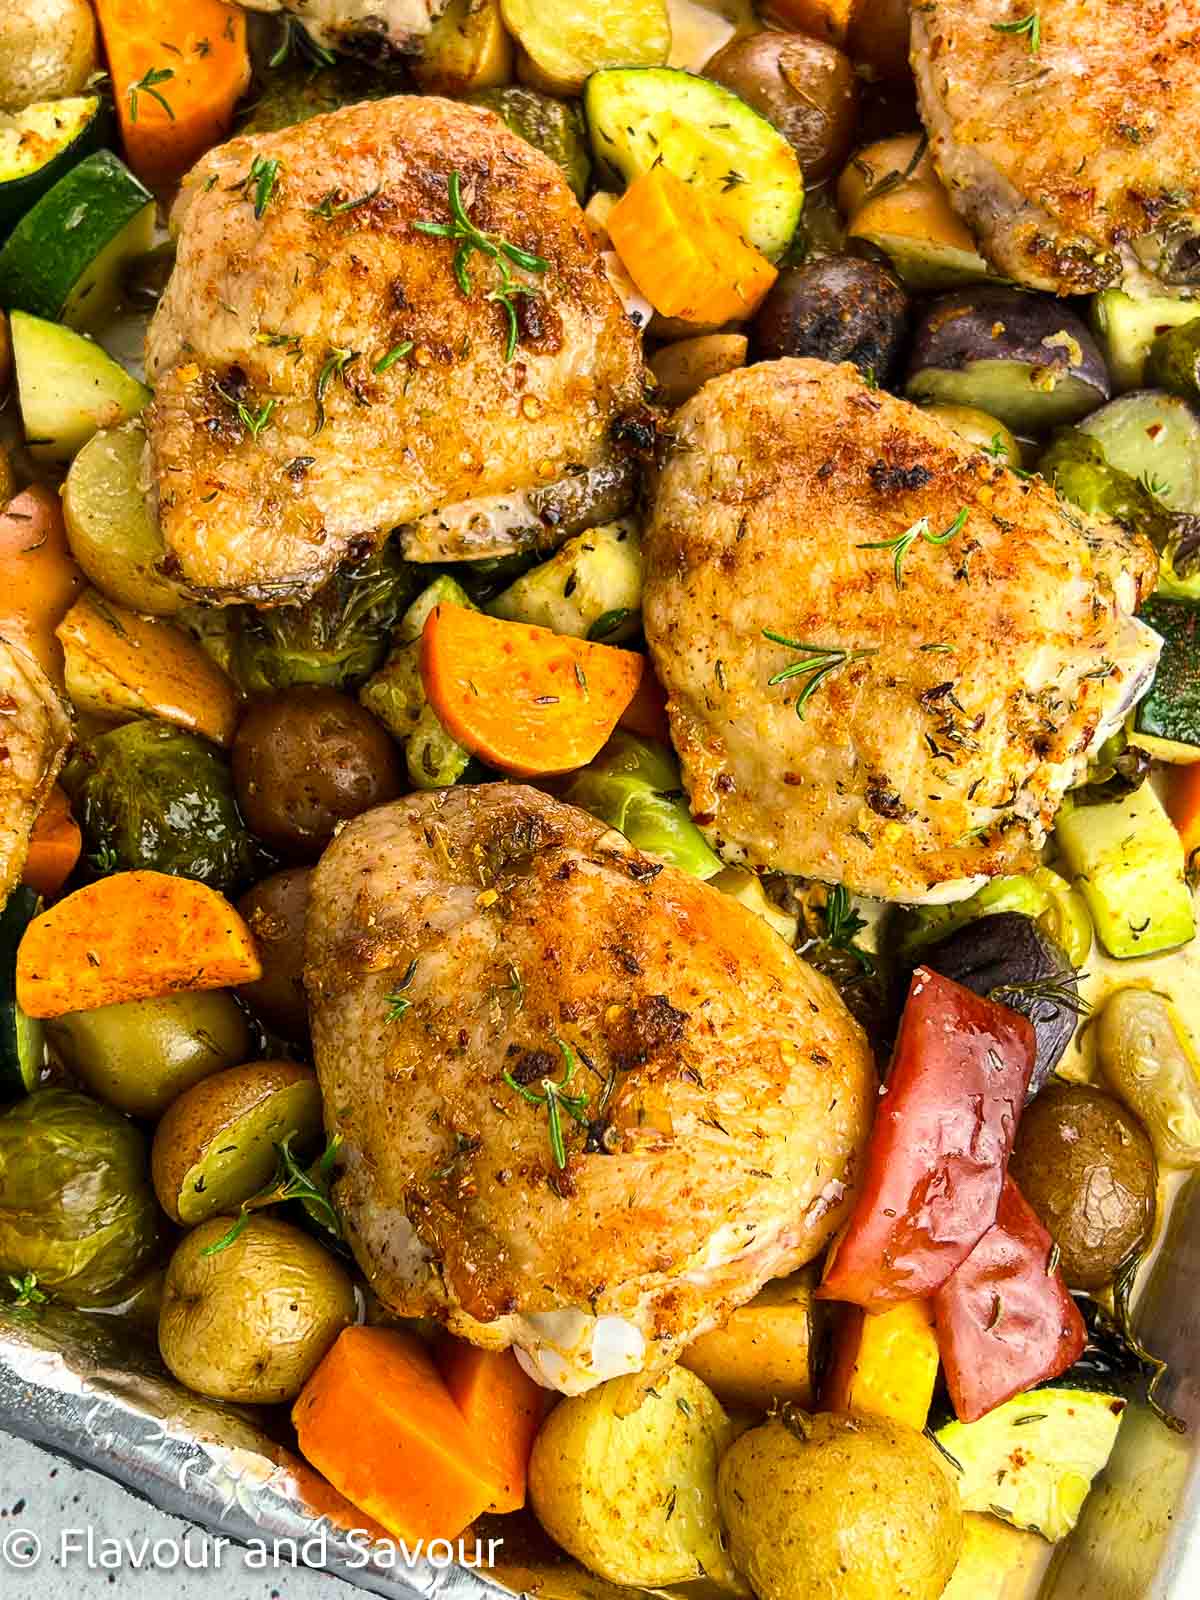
<box><xmin>0</xmin><ymin>1088</ymin><xmax>159</xmax><ymax>1305</ymax></box>
<box><xmin>563</xmin><ymin>732</ymin><xmax>723</xmax><ymax>879</ymax></box>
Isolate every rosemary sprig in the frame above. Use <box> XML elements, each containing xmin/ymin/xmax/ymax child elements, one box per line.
<box><xmin>991</xmin><ymin>973</ymin><xmax>1091</xmax><ymax>1019</ymax></box>
<box><xmin>858</xmin><ymin>508</ymin><xmax>969</xmax><ymax>589</ymax></box>
<box><xmin>128</xmin><ymin>66</ymin><xmax>175</xmax><ymax>123</ymax></box>
<box><xmin>268</xmin><ymin>15</ymin><xmax>337</xmax><ymax>68</ymax></box>
<box><xmin>385</xmin><ymin>958</ymin><xmax>418</xmax><ymax>1023</ymax></box>
<box><xmin>309</xmin><ymin>185</ymin><xmax>381</xmax><ymax>221</ymax></box>
<box><xmin>503</xmin><ymin>1038</ymin><xmax>590</xmax><ymax>1170</ymax></box>
<box><xmin>313</xmin><ymin>345</ymin><xmax>360</xmax><ymax>435</ymax></box>
<box><xmin>215</xmin><ymin>384</ymin><xmax>276</xmax><ymax>441</ymax></box>
<box><xmin>821</xmin><ymin>885</ymin><xmax>876</xmax><ymax>974</ymax></box>
<box><xmin>991</xmin><ymin>10</ymin><xmax>1042</xmax><ymax>53</ymax></box>
<box><xmin>237</xmin><ymin>155</ymin><xmax>281</xmax><ymax>220</ymax></box>
<box><xmin>202</xmin><ymin>1134</ymin><xmax>343</xmax><ymax>1256</ymax></box>
<box><xmin>413</xmin><ymin>170</ymin><xmax>549</xmax><ymax>363</ymax></box>
<box><xmin>763</xmin><ymin>630</ymin><xmax>880</xmax><ymax>720</ymax></box>
<box><xmin>853</xmin><ymin>130</ymin><xmax>928</xmax><ymax>205</ymax></box>
<box><xmin>1113</xmin><ymin>1255</ymin><xmax>1186</xmax><ymax>1433</ymax></box>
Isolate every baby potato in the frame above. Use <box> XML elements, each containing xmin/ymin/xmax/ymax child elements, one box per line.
<box><xmin>47</xmin><ymin>989</ymin><xmax>252</xmax><ymax>1119</ymax></box>
<box><xmin>718</xmin><ymin>1410</ymin><xmax>963</xmax><ymax>1600</ymax></box>
<box><xmin>528</xmin><ymin>1364</ymin><xmax>746</xmax><ymax>1591</ymax></box>
<box><xmin>158</xmin><ymin>1215</ymin><xmax>355</xmax><ymax>1404</ymax></box>
<box><xmin>151</xmin><ymin>1060</ymin><xmax>323</xmax><ymax>1226</ymax></box>
<box><xmin>0</xmin><ymin>0</ymin><xmax>96</xmax><ymax>110</ymax></box>
<box><xmin>236</xmin><ymin>868</ymin><xmax>312</xmax><ymax>1042</ymax></box>
<box><xmin>705</xmin><ymin>31</ymin><xmax>859</xmax><ymax>182</ymax></box>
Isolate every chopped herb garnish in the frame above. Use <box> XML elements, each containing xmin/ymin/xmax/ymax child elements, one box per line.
<box><xmin>7</xmin><ymin>1270</ymin><xmax>46</xmax><ymax>1310</ymax></box>
<box><xmin>202</xmin><ymin>1134</ymin><xmax>343</xmax><ymax>1255</ymax></box>
<box><xmin>982</xmin><ymin>432</ymin><xmax>1011</xmax><ymax>461</ymax></box>
<box><xmin>128</xmin><ymin>66</ymin><xmax>175</xmax><ymax>124</ymax></box>
<box><xmin>991</xmin><ymin>973</ymin><xmax>1091</xmax><ymax>1019</ymax></box>
<box><xmin>309</xmin><ymin>185</ymin><xmax>382</xmax><ymax>221</ymax></box>
<box><xmin>857</xmin><ymin>508</ymin><xmax>969</xmax><ymax>589</ymax></box>
<box><xmin>373</xmin><ymin>340</ymin><xmax>414</xmax><ymax>374</ymax></box>
<box><xmin>88</xmin><ymin>842</ymin><xmax>121</xmax><ymax>875</ymax></box>
<box><xmin>588</xmin><ymin>608</ymin><xmax>632</xmax><ymax>641</ymax></box>
<box><xmin>503</xmin><ymin>1037</ymin><xmax>590</xmax><ymax>1171</ymax></box>
<box><xmin>313</xmin><ymin>345</ymin><xmax>360</xmax><ymax>435</ymax></box>
<box><xmin>385</xmin><ymin>958</ymin><xmax>418</xmax><ymax>1023</ymax></box>
<box><xmin>413</xmin><ymin>170</ymin><xmax>549</xmax><ymax>363</ymax></box>
<box><xmin>215</xmin><ymin>384</ymin><xmax>276</xmax><ymax>441</ymax></box>
<box><xmin>762</xmin><ymin>630</ymin><xmax>880</xmax><ymax>720</ymax></box>
<box><xmin>269</xmin><ymin>15</ymin><xmax>337</xmax><ymax>69</ymax></box>
<box><xmin>991</xmin><ymin>11</ymin><xmax>1042</xmax><ymax>53</ymax></box>
<box><xmin>237</xmin><ymin>155</ymin><xmax>281</xmax><ymax>219</ymax></box>
<box><xmin>856</xmin><ymin>130</ymin><xmax>928</xmax><ymax>205</ymax></box>
<box><xmin>1139</xmin><ymin>469</ymin><xmax>1171</xmax><ymax>500</ymax></box>
<box><xmin>820</xmin><ymin>885</ymin><xmax>876</xmax><ymax>974</ymax></box>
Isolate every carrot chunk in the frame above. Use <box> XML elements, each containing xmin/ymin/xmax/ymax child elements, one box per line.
<box><xmin>94</xmin><ymin>0</ymin><xmax>251</xmax><ymax>190</ymax></box>
<box><xmin>21</xmin><ymin>786</ymin><xmax>81</xmax><ymax>900</ymax></box>
<box><xmin>0</xmin><ymin>487</ymin><xmax>85</xmax><ymax>688</ymax></box>
<box><xmin>607</xmin><ymin>166</ymin><xmax>777</xmax><ymax>325</ymax></box>
<box><xmin>421</xmin><ymin>603</ymin><xmax>642</xmax><ymax>777</ymax></box>
<box><xmin>436</xmin><ymin>1337</ymin><xmax>549</xmax><ymax>1513</ymax></box>
<box><xmin>293</xmin><ymin>1326</ymin><xmax>497</xmax><ymax>1543</ymax></box>
<box><xmin>16</xmin><ymin>870</ymin><xmax>261</xmax><ymax>1017</ymax></box>
<box><xmin>1167</xmin><ymin>762</ymin><xmax>1200</xmax><ymax>870</ymax></box>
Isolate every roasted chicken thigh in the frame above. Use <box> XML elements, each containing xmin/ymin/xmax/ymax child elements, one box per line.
<box><xmin>643</xmin><ymin>360</ymin><xmax>1160</xmax><ymax>904</ymax></box>
<box><xmin>237</xmin><ymin>1</ymin><xmax>447</xmax><ymax>58</ymax></box>
<box><xmin>145</xmin><ymin>96</ymin><xmax>645</xmax><ymax>602</ymax></box>
<box><xmin>911</xmin><ymin>0</ymin><xmax>1200</xmax><ymax>294</ymax></box>
<box><xmin>305</xmin><ymin>784</ymin><xmax>873</xmax><ymax>1392</ymax></box>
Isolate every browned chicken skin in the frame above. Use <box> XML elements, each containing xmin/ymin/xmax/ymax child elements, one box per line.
<box><xmin>145</xmin><ymin>96</ymin><xmax>645</xmax><ymax>603</ymax></box>
<box><xmin>643</xmin><ymin>360</ymin><xmax>1160</xmax><ymax>904</ymax></box>
<box><xmin>911</xmin><ymin>0</ymin><xmax>1200</xmax><ymax>294</ymax></box>
<box><xmin>305</xmin><ymin>784</ymin><xmax>873</xmax><ymax>1391</ymax></box>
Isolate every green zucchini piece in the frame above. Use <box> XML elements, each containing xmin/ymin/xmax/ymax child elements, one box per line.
<box><xmin>1055</xmin><ymin>783</ymin><xmax>1195</xmax><ymax>959</ymax></box>
<box><xmin>1146</xmin><ymin>315</ymin><xmax>1200</xmax><ymax>406</ymax></box>
<box><xmin>935</xmin><ymin>1389</ymin><xmax>1124</xmax><ymax>1543</ymax></box>
<box><xmin>12</xmin><ymin>309</ymin><xmax>150</xmax><ymax>461</ymax></box>
<box><xmin>398</xmin><ymin>573</ymin><xmax>475</xmax><ymax>644</ymax></box>
<box><xmin>1078</xmin><ymin>392</ymin><xmax>1200</xmax><ymax>514</ymax></box>
<box><xmin>0</xmin><ymin>94</ymin><xmax>107</xmax><ymax>236</ymax></box>
<box><xmin>406</xmin><ymin>702</ymin><xmax>473</xmax><ymax>790</ymax></box>
<box><xmin>0</xmin><ymin>886</ymin><xmax>44</xmax><ymax>1099</ymax></box>
<box><xmin>488</xmin><ymin>520</ymin><xmax>642</xmax><ymax>639</ymax></box>
<box><xmin>1091</xmin><ymin>290</ymin><xmax>1200</xmax><ymax>392</ymax></box>
<box><xmin>585</xmin><ymin>67</ymin><xmax>803</xmax><ymax>260</ymax></box>
<box><xmin>1134</xmin><ymin>597</ymin><xmax>1200</xmax><ymax>751</ymax></box>
<box><xmin>0</xmin><ymin>149</ymin><xmax>154</xmax><ymax>331</ymax></box>
<box><xmin>469</xmin><ymin>87</ymin><xmax>591</xmax><ymax>200</ymax></box>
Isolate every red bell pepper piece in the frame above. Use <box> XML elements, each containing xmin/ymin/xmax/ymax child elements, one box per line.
<box><xmin>817</xmin><ymin>967</ymin><xmax>1036</xmax><ymax>1311</ymax></box>
<box><xmin>934</xmin><ymin>1175</ymin><xmax>1086</xmax><ymax>1422</ymax></box>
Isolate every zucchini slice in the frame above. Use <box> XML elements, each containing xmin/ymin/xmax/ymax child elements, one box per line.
<box><xmin>1078</xmin><ymin>392</ymin><xmax>1200</xmax><ymax>514</ymax></box>
<box><xmin>0</xmin><ymin>149</ymin><xmax>154</xmax><ymax>331</ymax></box>
<box><xmin>0</xmin><ymin>93</ymin><xmax>107</xmax><ymax>236</ymax></box>
<box><xmin>11</xmin><ymin>309</ymin><xmax>150</xmax><ymax>462</ymax></box>
<box><xmin>585</xmin><ymin>67</ymin><xmax>803</xmax><ymax>260</ymax></box>
<box><xmin>1091</xmin><ymin>289</ymin><xmax>1200</xmax><ymax>392</ymax></box>
<box><xmin>488</xmin><ymin>520</ymin><xmax>642</xmax><ymax>639</ymax></box>
<box><xmin>935</xmin><ymin>1388</ymin><xmax>1124</xmax><ymax>1543</ymax></box>
<box><xmin>1134</xmin><ymin>597</ymin><xmax>1200</xmax><ymax>753</ymax></box>
<box><xmin>0</xmin><ymin>885</ymin><xmax>44</xmax><ymax>1099</ymax></box>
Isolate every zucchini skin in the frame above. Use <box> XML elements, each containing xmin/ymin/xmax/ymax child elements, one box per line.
<box><xmin>0</xmin><ymin>96</ymin><xmax>110</xmax><ymax>237</ymax></box>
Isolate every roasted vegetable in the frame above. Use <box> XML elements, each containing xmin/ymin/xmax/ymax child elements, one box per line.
<box><xmin>837</xmin><ymin>134</ymin><xmax>992</xmax><ymax>291</ymax></box>
<box><xmin>0</xmin><ymin>484</ymin><xmax>84</xmax><ymax>687</ymax></box>
<box><xmin>563</xmin><ymin>732</ymin><xmax>722</xmax><ymax>878</ymax></box>
<box><xmin>718</xmin><ymin>1411</ymin><xmax>963</xmax><ymax>1600</ymax></box>
<box><xmin>469</xmin><ymin>87</ymin><xmax>590</xmax><ymax>200</ymax></box>
<box><xmin>932</xmin><ymin>1176</ymin><xmax>1086</xmax><ymax>1423</ymax></box>
<box><xmin>235</xmin><ymin>869</ymin><xmax>311</xmax><ymax>1042</ymax></box>
<box><xmin>914</xmin><ymin>912</ymin><xmax>1081</xmax><ymax>1096</ymax></box>
<box><xmin>1133</xmin><ymin>598</ymin><xmax>1200</xmax><ymax>754</ymax></box>
<box><xmin>504</xmin><ymin>0</ymin><xmax>670</xmax><ymax>95</ymax></box>
<box><xmin>0</xmin><ymin>1087</ymin><xmax>158</xmax><ymax>1305</ymax></box>
<box><xmin>47</xmin><ymin>989</ymin><xmax>252</xmax><ymax>1120</ymax></box>
<box><xmin>1098</xmin><ymin>988</ymin><xmax>1200</xmax><ymax>1169</ymax></box>
<box><xmin>906</xmin><ymin>288</ymin><xmax>1110</xmax><ymax>431</ymax></box>
<box><xmin>649</xmin><ymin>332</ymin><xmax>748</xmax><ymax>409</ymax></box>
<box><xmin>681</xmin><ymin>1269</ymin><xmax>817</xmax><ymax>1410</ymax></box>
<box><xmin>586</xmin><ymin>66</ymin><xmax>804</xmax><ymax>261</ymax></box>
<box><xmin>1073</xmin><ymin>730</ymin><xmax>1153</xmax><ymax>804</ymax></box>
<box><xmin>899</xmin><ymin>871</ymin><xmax>1092</xmax><ymax>967</ymax></box>
<box><xmin>232</xmin><ymin>688</ymin><xmax>404</xmax><ymax>861</ymax></box>
<box><xmin>704</xmin><ymin>31</ymin><xmax>858</xmax><ymax>183</ymax></box>
<box><xmin>229</xmin><ymin>543</ymin><xmax>415</xmax><ymax>696</ymax></box>
<box><xmin>239</xmin><ymin>56</ymin><xmax>388</xmax><ymax>137</ymax></box>
<box><xmin>1091</xmin><ymin>290</ymin><xmax>1200</xmax><ymax>392</ymax></box>
<box><xmin>151</xmin><ymin>1061</ymin><xmax>323</xmax><ymax>1226</ymax></box>
<box><xmin>822</xmin><ymin>1298</ymin><xmax>940</xmax><ymax>1431</ymax></box>
<box><xmin>63</xmin><ymin>721</ymin><xmax>258</xmax><ymax>895</ymax></box>
<box><xmin>489</xmin><ymin>520</ymin><xmax>642</xmax><ymax>640</ymax></box>
<box><xmin>923</xmin><ymin>403</ymin><xmax>1020</xmax><ymax>465</ymax></box>
<box><xmin>750</xmin><ymin>255</ymin><xmax>909</xmax><ymax>382</ymax></box>
<box><xmin>1055</xmin><ymin>785</ymin><xmax>1195</xmax><ymax>959</ymax></box>
<box><xmin>1078</xmin><ymin>390</ymin><xmax>1200</xmax><ymax>513</ymax></box>
<box><xmin>1147</xmin><ymin>315</ymin><xmax>1200</xmax><ymax>406</ymax></box>
<box><xmin>413</xmin><ymin>0</ymin><xmax>512</xmax><ymax>95</ymax></box>
<box><xmin>435</xmin><ymin>1339</ymin><xmax>547</xmax><ymax>1514</ymax></box>
<box><xmin>528</xmin><ymin>1364</ymin><xmax>742</xmax><ymax>1589</ymax></box>
<box><xmin>711</xmin><ymin>866</ymin><xmax>798</xmax><ymax>943</ymax></box>
<box><xmin>818</xmin><ymin>969</ymin><xmax>1035</xmax><ymax>1311</ymax></box>
<box><xmin>0</xmin><ymin>887</ymin><xmax>43</xmax><ymax>1099</ymax></box>
<box><xmin>0</xmin><ymin>0</ymin><xmax>96</xmax><ymax>111</ymax></box>
<box><xmin>159</xmin><ymin>1215</ymin><xmax>355</xmax><ymax>1404</ymax></box>
<box><xmin>1009</xmin><ymin>1083</ymin><xmax>1155</xmax><ymax>1290</ymax></box>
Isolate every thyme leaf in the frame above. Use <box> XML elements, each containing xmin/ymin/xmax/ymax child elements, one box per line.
<box><xmin>215</xmin><ymin>384</ymin><xmax>276</xmax><ymax>441</ymax></box>
<box><xmin>313</xmin><ymin>345</ymin><xmax>360</xmax><ymax>435</ymax></box>
<box><xmin>373</xmin><ymin>340</ymin><xmax>414</xmax><ymax>374</ymax></box>
<box><xmin>309</xmin><ymin>185</ymin><xmax>382</xmax><ymax>221</ymax></box>
<box><xmin>234</xmin><ymin>155</ymin><xmax>281</xmax><ymax>219</ymax></box>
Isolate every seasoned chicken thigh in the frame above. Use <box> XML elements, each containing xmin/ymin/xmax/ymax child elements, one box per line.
<box><xmin>643</xmin><ymin>360</ymin><xmax>1160</xmax><ymax>904</ymax></box>
<box><xmin>305</xmin><ymin>785</ymin><xmax>873</xmax><ymax>1392</ymax></box>
<box><xmin>237</xmin><ymin>1</ymin><xmax>447</xmax><ymax>58</ymax></box>
<box><xmin>911</xmin><ymin>0</ymin><xmax>1200</xmax><ymax>294</ymax></box>
<box><xmin>145</xmin><ymin>97</ymin><xmax>645</xmax><ymax>602</ymax></box>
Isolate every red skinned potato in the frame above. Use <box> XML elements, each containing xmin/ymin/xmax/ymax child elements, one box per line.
<box><xmin>705</xmin><ymin>31</ymin><xmax>859</xmax><ymax>182</ymax></box>
<box><xmin>818</xmin><ymin>968</ymin><xmax>1036</xmax><ymax>1311</ymax></box>
<box><xmin>933</xmin><ymin>1176</ymin><xmax>1087</xmax><ymax>1422</ymax></box>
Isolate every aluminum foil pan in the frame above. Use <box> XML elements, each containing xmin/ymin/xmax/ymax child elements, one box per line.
<box><xmin>3</xmin><ymin>1176</ymin><xmax>1200</xmax><ymax>1600</ymax></box>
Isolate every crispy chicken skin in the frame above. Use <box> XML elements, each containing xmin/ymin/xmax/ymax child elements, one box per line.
<box><xmin>305</xmin><ymin>785</ymin><xmax>873</xmax><ymax>1391</ymax></box>
<box><xmin>237</xmin><ymin>1</ymin><xmax>447</xmax><ymax>58</ymax></box>
<box><xmin>643</xmin><ymin>360</ymin><xmax>1160</xmax><ymax>905</ymax></box>
<box><xmin>144</xmin><ymin>97</ymin><xmax>645</xmax><ymax>603</ymax></box>
<box><xmin>911</xmin><ymin>0</ymin><xmax>1200</xmax><ymax>294</ymax></box>
<box><xmin>0</xmin><ymin>639</ymin><xmax>70</xmax><ymax>904</ymax></box>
